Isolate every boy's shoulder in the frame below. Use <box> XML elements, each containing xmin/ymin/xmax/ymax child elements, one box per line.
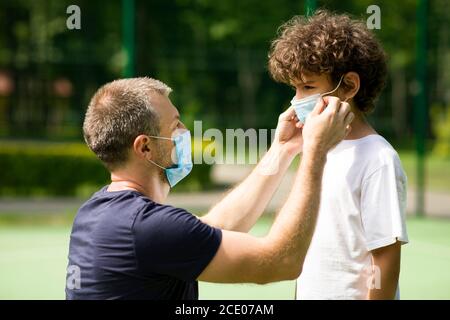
<box><xmin>333</xmin><ymin>134</ymin><xmax>399</xmax><ymax>159</ymax></box>
<box><xmin>356</xmin><ymin>134</ymin><xmax>398</xmax><ymax>156</ymax></box>
<box><xmin>353</xmin><ymin>135</ymin><xmax>405</xmax><ymax>178</ymax></box>
<box><xmin>359</xmin><ymin>134</ymin><xmax>399</xmax><ymax>157</ymax></box>
<box><xmin>330</xmin><ymin>134</ymin><xmax>404</xmax><ymax>178</ymax></box>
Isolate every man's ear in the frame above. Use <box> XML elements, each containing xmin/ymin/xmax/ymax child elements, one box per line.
<box><xmin>342</xmin><ymin>72</ymin><xmax>360</xmax><ymax>101</ymax></box>
<box><xmin>133</xmin><ymin>135</ymin><xmax>152</xmax><ymax>160</ymax></box>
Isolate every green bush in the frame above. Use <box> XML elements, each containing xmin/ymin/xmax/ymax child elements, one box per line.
<box><xmin>0</xmin><ymin>141</ymin><xmax>212</xmax><ymax>197</ymax></box>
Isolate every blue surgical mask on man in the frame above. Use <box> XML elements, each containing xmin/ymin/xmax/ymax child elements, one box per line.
<box><xmin>147</xmin><ymin>130</ymin><xmax>193</xmax><ymax>188</ymax></box>
<box><xmin>291</xmin><ymin>75</ymin><xmax>345</xmax><ymax>124</ymax></box>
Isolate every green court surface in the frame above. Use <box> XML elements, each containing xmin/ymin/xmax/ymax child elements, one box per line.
<box><xmin>0</xmin><ymin>216</ymin><xmax>449</xmax><ymax>300</ymax></box>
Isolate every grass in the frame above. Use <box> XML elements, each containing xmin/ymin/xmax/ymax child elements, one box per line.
<box><xmin>0</xmin><ymin>214</ymin><xmax>449</xmax><ymax>300</ymax></box>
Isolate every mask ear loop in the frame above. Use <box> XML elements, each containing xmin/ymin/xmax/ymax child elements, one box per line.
<box><xmin>320</xmin><ymin>75</ymin><xmax>347</xmax><ymax>100</ymax></box>
<box><xmin>146</xmin><ymin>135</ymin><xmax>175</xmax><ymax>170</ymax></box>
<box><xmin>147</xmin><ymin>135</ymin><xmax>174</xmax><ymax>141</ymax></box>
<box><xmin>148</xmin><ymin>158</ymin><xmax>167</xmax><ymax>170</ymax></box>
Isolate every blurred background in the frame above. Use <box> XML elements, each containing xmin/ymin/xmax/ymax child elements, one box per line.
<box><xmin>0</xmin><ymin>0</ymin><xmax>449</xmax><ymax>299</ymax></box>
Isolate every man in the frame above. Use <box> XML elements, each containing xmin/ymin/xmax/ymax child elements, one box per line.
<box><xmin>66</xmin><ymin>77</ymin><xmax>353</xmax><ymax>299</ymax></box>
<box><xmin>268</xmin><ymin>10</ymin><xmax>409</xmax><ymax>299</ymax></box>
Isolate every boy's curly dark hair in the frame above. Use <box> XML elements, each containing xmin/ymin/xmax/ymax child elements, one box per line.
<box><xmin>268</xmin><ymin>10</ymin><xmax>388</xmax><ymax>113</ymax></box>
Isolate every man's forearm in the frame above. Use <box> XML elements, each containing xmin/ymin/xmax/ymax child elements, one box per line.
<box><xmin>201</xmin><ymin>142</ymin><xmax>296</xmax><ymax>232</ymax></box>
<box><xmin>264</xmin><ymin>147</ymin><xmax>326</xmax><ymax>278</ymax></box>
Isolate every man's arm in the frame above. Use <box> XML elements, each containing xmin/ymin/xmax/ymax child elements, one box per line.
<box><xmin>199</xmin><ymin>97</ymin><xmax>354</xmax><ymax>284</ymax></box>
<box><xmin>200</xmin><ymin>107</ymin><xmax>302</xmax><ymax>232</ymax></box>
<box><xmin>199</xmin><ymin>145</ymin><xmax>326</xmax><ymax>283</ymax></box>
<box><xmin>368</xmin><ymin>241</ymin><xmax>401</xmax><ymax>299</ymax></box>
<box><xmin>200</xmin><ymin>142</ymin><xmax>295</xmax><ymax>233</ymax></box>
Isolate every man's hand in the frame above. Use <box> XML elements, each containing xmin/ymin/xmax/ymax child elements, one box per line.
<box><xmin>302</xmin><ymin>96</ymin><xmax>353</xmax><ymax>155</ymax></box>
<box><xmin>200</xmin><ymin>106</ymin><xmax>302</xmax><ymax>232</ymax></box>
<box><xmin>273</xmin><ymin>106</ymin><xmax>304</xmax><ymax>156</ymax></box>
<box><xmin>199</xmin><ymin>95</ymin><xmax>355</xmax><ymax>284</ymax></box>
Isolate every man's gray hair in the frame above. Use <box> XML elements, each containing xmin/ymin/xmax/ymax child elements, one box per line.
<box><xmin>83</xmin><ymin>77</ymin><xmax>172</xmax><ymax>170</ymax></box>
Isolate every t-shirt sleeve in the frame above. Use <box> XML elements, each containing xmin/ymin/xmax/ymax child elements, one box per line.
<box><xmin>132</xmin><ymin>204</ymin><xmax>222</xmax><ymax>281</ymax></box>
<box><xmin>360</xmin><ymin>154</ymin><xmax>409</xmax><ymax>251</ymax></box>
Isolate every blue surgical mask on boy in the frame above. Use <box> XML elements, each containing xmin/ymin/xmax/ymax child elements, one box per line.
<box><xmin>291</xmin><ymin>75</ymin><xmax>345</xmax><ymax>124</ymax></box>
<box><xmin>147</xmin><ymin>130</ymin><xmax>193</xmax><ymax>188</ymax></box>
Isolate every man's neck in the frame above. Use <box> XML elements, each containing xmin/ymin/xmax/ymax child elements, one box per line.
<box><xmin>108</xmin><ymin>169</ymin><xmax>169</xmax><ymax>204</ymax></box>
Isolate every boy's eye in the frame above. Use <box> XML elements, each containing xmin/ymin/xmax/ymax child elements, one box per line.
<box><xmin>304</xmin><ymin>85</ymin><xmax>315</xmax><ymax>90</ymax></box>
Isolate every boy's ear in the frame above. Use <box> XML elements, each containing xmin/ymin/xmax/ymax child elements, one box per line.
<box><xmin>342</xmin><ymin>72</ymin><xmax>360</xmax><ymax>101</ymax></box>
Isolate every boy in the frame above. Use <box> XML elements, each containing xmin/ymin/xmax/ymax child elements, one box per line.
<box><xmin>268</xmin><ymin>10</ymin><xmax>409</xmax><ymax>299</ymax></box>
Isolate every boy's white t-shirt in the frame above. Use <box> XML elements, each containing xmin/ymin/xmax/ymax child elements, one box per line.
<box><xmin>296</xmin><ymin>134</ymin><xmax>409</xmax><ymax>300</ymax></box>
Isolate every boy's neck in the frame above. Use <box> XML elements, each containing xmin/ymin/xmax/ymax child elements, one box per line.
<box><xmin>344</xmin><ymin>112</ymin><xmax>377</xmax><ymax>140</ymax></box>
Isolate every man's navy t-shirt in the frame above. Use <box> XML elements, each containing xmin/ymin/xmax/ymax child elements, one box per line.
<box><xmin>66</xmin><ymin>186</ymin><xmax>222</xmax><ymax>300</ymax></box>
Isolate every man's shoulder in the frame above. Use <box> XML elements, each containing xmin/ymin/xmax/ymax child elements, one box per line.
<box><xmin>74</xmin><ymin>187</ymin><xmax>197</xmax><ymax>239</ymax></box>
<box><xmin>75</xmin><ymin>187</ymin><xmax>172</xmax><ymax>230</ymax></box>
<box><xmin>88</xmin><ymin>188</ymin><xmax>194</xmax><ymax>226</ymax></box>
<box><xmin>135</xmin><ymin>202</ymin><xmax>193</xmax><ymax>225</ymax></box>
<box><xmin>79</xmin><ymin>186</ymin><xmax>154</xmax><ymax>216</ymax></box>
<box><xmin>131</xmin><ymin>199</ymin><xmax>199</xmax><ymax>236</ymax></box>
